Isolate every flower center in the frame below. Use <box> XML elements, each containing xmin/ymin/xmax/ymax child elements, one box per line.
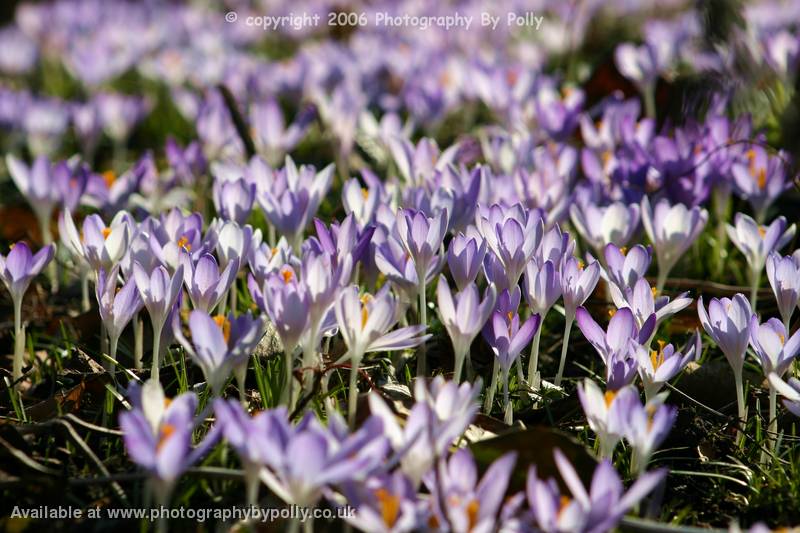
<box><xmin>557</xmin><ymin>495</ymin><xmax>571</xmax><ymax>518</ymax></box>
<box><xmin>102</xmin><ymin>227</ymin><xmax>112</xmax><ymax>240</ymax></box>
<box><xmin>157</xmin><ymin>423</ymin><xmax>176</xmax><ymax>451</ymax></box>
<box><xmin>213</xmin><ymin>315</ymin><xmax>231</xmax><ymax>343</ymax></box>
<box><xmin>758</xmin><ymin>226</ymin><xmax>766</xmax><ymax>238</ymax></box>
<box><xmin>466</xmin><ymin>499</ymin><xmax>480</xmax><ymax>530</ymax></box>
<box><xmin>361</xmin><ymin>188</ymin><xmax>369</xmax><ymax>199</ymax></box>
<box><xmin>177</xmin><ymin>235</ymin><xmax>191</xmax><ymax>252</ymax></box>
<box><xmin>281</xmin><ymin>267</ymin><xmax>294</xmax><ymax>284</ymax></box>
<box><xmin>102</xmin><ymin>170</ymin><xmax>116</xmax><ymax>188</ymax></box>
<box><xmin>756</xmin><ymin>168</ymin><xmax>766</xmax><ymax>189</ymax></box>
<box><xmin>374</xmin><ymin>488</ymin><xmax>400</xmax><ymax>527</ymax></box>
<box><xmin>604</xmin><ymin>390</ymin><xmax>617</xmax><ymax>407</ymax></box>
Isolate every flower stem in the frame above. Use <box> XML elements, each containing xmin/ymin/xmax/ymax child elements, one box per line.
<box><xmin>134</xmin><ymin>312</ymin><xmax>143</xmax><ymax>370</ymax></box>
<box><xmin>416</xmin><ymin>281</ymin><xmax>427</xmax><ymax>377</ymax></box>
<box><xmin>643</xmin><ymin>83</ymin><xmax>656</xmax><ymax>119</ymax></box>
<box><xmin>282</xmin><ymin>345</ymin><xmax>296</xmax><ymax>409</ymax></box>
<box><xmin>453</xmin><ymin>346</ymin><xmax>467</xmax><ymax>384</ymax></box>
<box><xmin>483</xmin><ymin>358</ymin><xmax>499</xmax><ymax>414</ymax></box>
<box><xmin>151</xmin><ymin>322</ymin><xmax>163</xmax><ymax>382</ymax></box>
<box><xmin>769</xmin><ymin>385</ymin><xmax>778</xmax><ymax>452</ymax></box>
<box><xmin>749</xmin><ymin>267</ymin><xmax>760</xmax><ymax>312</ymax></box>
<box><xmin>526</xmin><ymin>327</ymin><xmax>542</xmax><ymax>387</ymax></box>
<box><xmin>80</xmin><ymin>270</ymin><xmax>90</xmax><ymax>312</ymax></box>
<box><xmin>656</xmin><ymin>266</ymin><xmax>669</xmax><ymax>295</ymax></box>
<box><xmin>107</xmin><ymin>334</ymin><xmax>119</xmax><ymax>374</ymax></box>
<box><xmin>348</xmin><ymin>354</ymin><xmax>362</xmax><ymax>428</ymax></box>
<box><xmin>12</xmin><ymin>297</ymin><xmax>24</xmax><ymax>386</ymax></box>
<box><xmin>555</xmin><ymin>316</ymin><xmax>574</xmax><ymax>387</ymax></box>
<box><xmin>502</xmin><ymin>367</ymin><xmax>513</xmax><ymax>425</ymax></box>
<box><xmin>734</xmin><ymin>366</ymin><xmax>746</xmax><ymax>428</ymax></box>
<box><xmin>39</xmin><ymin>215</ymin><xmax>57</xmax><ymax>293</ymax></box>
<box><xmin>244</xmin><ymin>463</ymin><xmax>260</xmax><ymax>507</ymax></box>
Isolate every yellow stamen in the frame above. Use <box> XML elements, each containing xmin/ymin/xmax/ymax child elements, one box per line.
<box><xmin>604</xmin><ymin>390</ymin><xmax>617</xmax><ymax>407</ymax></box>
<box><xmin>601</xmin><ymin>150</ymin><xmax>612</xmax><ymax>166</ymax></box>
<box><xmin>361</xmin><ymin>188</ymin><xmax>369</xmax><ymax>200</ymax></box>
<box><xmin>177</xmin><ymin>235</ymin><xmax>191</xmax><ymax>252</ymax></box>
<box><xmin>756</xmin><ymin>168</ymin><xmax>766</xmax><ymax>189</ymax></box>
<box><xmin>466</xmin><ymin>500</ymin><xmax>480</xmax><ymax>530</ymax></box>
<box><xmin>608</xmin><ymin>308</ymin><xmax>617</xmax><ymax>318</ymax></box>
<box><xmin>102</xmin><ymin>227</ymin><xmax>112</xmax><ymax>240</ymax></box>
<box><xmin>651</xmin><ymin>287</ymin><xmax>658</xmax><ymax>298</ymax></box>
<box><xmin>779</xmin><ymin>333</ymin><xmax>786</xmax><ymax>345</ymax></box>
<box><xmin>619</xmin><ymin>246</ymin><xmax>627</xmax><ymax>256</ymax></box>
<box><xmin>374</xmin><ymin>488</ymin><xmax>400</xmax><ymax>527</ymax></box>
<box><xmin>562</xmin><ymin>86</ymin><xmax>573</xmax><ymax>98</ymax></box>
<box><xmin>157</xmin><ymin>423</ymin><xmax>176</xmax><ymax>451</ymax></box>
<box><xmin>102</xmin><ymin>170</ymin><xmax>116</xmax><ymax>189</ymax></box>
<box><xmin>270</xmin><ymin>247</ymin><xmax>278</xmax><ymax>258</ymax></box>
<box><xmin>557</xmin><ymin>495</ymin><xmax>571</xmax><ymax>517</ymax></box>
<box><xmin>281</xmin><ymin>267</ymin><xmax>294</xmax><ymax>284</ymax></box>
<box><xmin>577</xmin><ymin>259</ymin><xmax>585</xmax><ymax>270</ymax></box>
<box><xmin>506</xmin><ymin>311</ymin><xmax>513</xmax><ymax>322</ymax></box>
<box><xmin>213</xmin><ymin>315</ymin><xmax>231</xmax><ymax>343</ymax></box>
<box><xmin>758</xmin><ymin>226</ymin><xmax>766</xmax><ymax>238</ymax></box>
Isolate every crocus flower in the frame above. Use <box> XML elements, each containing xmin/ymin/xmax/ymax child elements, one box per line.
<box><xmin>425</xmin><ymin>449</ymin><xmax>517</xmax><ymax>533</ymax></box>
<box><xmin>6</xmin><ymin>155</ymin><xmax>65</xmax><ymax>246</ymax></box>
<box><xmin>633</xmin><ymin>335</ymin><xmax>699</xmax><ymax>401</ymax></box>
<box><xmin>212</xmin><ymin>176</ymin><xmax>256</xmax><ymax>225</ymax></box>
<box><xmin>60</xmin><ymin>210</ymin><xmax>131</xmax><ymax>273</ymax></box>
<box><xmin>256</xmin><ymin>158</ymin><xmax>334</xmax><ymax>249</ymax></box>
<box><xmin>96</xmin><ymin>265</ymin><xmax>143</xmax><ymax>371</ymax></box>
<box><xmin>726</xmin><ymin>213</ymin><xmax>795</xmax><ymax>309</ymax></box>
<box><xmin>250</xmin><ymin>97</ymin><xmax>314</xmax><ymax>166</ymax></box>
<box><xmin>557</xmin><ymin>256</ymin><xmax>601</xmax><ymax>386</ymax></box>
<box><xmin>342</xmin><ymin>170</ymin><xmax>386</xmax><ymax>228</ymax></box>
<box><xmin>0</xmin><ymin>242</ymin><xmax>55</xmax><ymax>383</ymax></box>
<box><xmin>436</xmin><ymin>276</ymin><xmax>497</xmax><ymax>382</ymax></box>
<box><xmin>527</xmin><ymin>449</ymin><xmax>666</xmax><ymax>533</ymax></box>
<box><xmin>335</xmin><ymin>285</ymin><xmax>429</xmax><ymax>424</ymax></box>
<box><xmin>523</xmin><ymin>258</ymin><xmax>562</xmax><ymax>386</ymax></box>
<box><xmin>133</xmin><ymin>262</ymin><xmax>184</xmax><ymax>380</ymax></box>
<box><xmin>248</xmin><ymin>265</ymin><xmax>310</xmax><ymax>407</ymax></box>
<box><xmin>570</xmin><ymin>201</ymin><xmax>640</xmax><ymax>256</ymax></box>
<box><xmin>375</xmin><ymin>233</ymin><xmax>440</xmax><ymax>303</ymax></box>
<box><xmin>623</xmin><ymin>397</ymin><xmax>677</xmax><ymax>476</ymax></box>
<box><xmin>175</xmin><ymin>310</ymin><xmax>265</xmax><ymax>396</ymax></box>
<box><xmin>609</xmin><ymin>277</ymin><xmax>692</xmax><ymax>334</ymax></box>
<box><xmin>478</xmin><ymin>204</ymin><xmax>543</xmax><ymax>289</ymax></box>
<box><xmin>340</xmin><ymin>470</ymin><xmax>427</xmax><ymax>533</ymax></box>
<box><xmin>258</xmin><ymin>411</ymin><xmax>389</xmax><ymax>509</ymax></box>
<box><xmin>641</xmin><ymin>197</ymin><xmax>708</xmax><ymax>292</ymax></box>
<box><xmin>488</xmin><ymin>309</ymin><xmax>540</xmax><ymax>423</ymax></box>
<box><xmin>248</xmin><ymin>238</ymin><xmax>295</xmax><ymax>286</ymax></box>
<box><xmin>731</xmin><ymin>147</ymin><xmax>791</xmax><ymax>222</ymax></box>
<box><xmin>576</xmin><ymin>306</ymin><xmax>655</xmax><ymax>390</ymax></box>
<box><xmin>750</xmin><ymin>317</ymin><xmax>800</xmax><ymax>449</ymax></box>
<box><xmin>446</xmin><ymin>231</ymin><xmax>487</xmax><ymax>291</ymax></box>
<box><xmin>578</xmin><ymin>379</ymin><xmax>639</xmax><ymax>458</ymax></box>
<box><xmin>369</xmin><ymin>377</ymin><xmax>480</xmax><ymax>485</ymax></box>
<box><xmin>602</xmin><ymin>243</ymin><xmax>651</xmax><ymax>292</ymax></box>
<box><xmin>181</xmin><ymin>253</ymin><xmax>238</xmax><ymax>313</ymax></box>
<box><xmin>311</xmin><ymin>214</ymin><xmax>374</xmax><ymax>276</ymax></box>
<box><xmin>765</xmin><ymin>252</ymin><xmax>800</xmax><ymax>329</ymax></box>
<box><xmin>767</xmin><ymin>374</ymin><xmax>800</xmax><ymax>418</ymax></box>
<box><xmin>697</xmin><ymin>294</ymin><xmax>754</xmax><ymax>423</ymax></box>
<box><xmin>120</xmin><ymin>379</ymin><xmax>219</xmax><ymax>506</ymax></box>
<box><xmin>396</xmin><ymin>208</ymin><xmax>449</xmax><ymax>287</ymax></box>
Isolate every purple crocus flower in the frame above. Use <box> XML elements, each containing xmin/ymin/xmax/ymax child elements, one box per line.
<box><xmin>1</xmin><ymin>242</ymin><xmax>55</xmax><ymax>383</ymax></box>
<box><xmin>249</xmin><ymin>97</ymin><xmax>314</xmax><ymax>166</ymax></box>
<box><xmin>342</xmin><ymin>170</ymin><xmax>387</xmax><ymax>229</ymax></box>
<box><xmin>768</xmin><ymin>374</ymin><xmax>800</xmax><ymax>418</ymax></box>
<box><xmin>446</xmin><ymin>231</ymin><xmax>487</xmax><ymax>291</ymax></box>
<box><xmin>248</xmin><ymin>265</ymin><xmax>309</xmax><ymax>406</ymax></box>
<box><xmin>369</xmin><ymin>377</ymin><xmax>480</xmax><ymax>485</ymax></box>
<box><xmin>731</xmin><ymin>147</ymin><xmax>791</xmax><ymax>222</ymax></box>
<box><xmin>578</xmin><ymin>379</ymin><xmax>640</xmax><ymax>459</ymax></box>
<box><xmin>248</xmin><ymin>238</ymin><xmax>295</xmax><ymax>286</ymax></box>
<box><xmin>478</xmin><ymin>204</ymin><xmax>543</xmax><ymax>288</ymax></box>
<box><xmin>174</xmin><ymin>310</ymin><xmax>265</xmax><ymax>396</ymax></box>
<box><xmin>335</xmin><ymin>285</ymin><xmax>429</xmax><ymax>423</ymax></box>
<box><xmin>436</xmin><ymin>276</ymin><xmax>497</xmax><ymax>382</ymax></box>
<box><xmin>556</xmin><ymin>256</ymin><xmax>601</xmax><ymax>386</ymax></box>
<box><xmin>633</xmin><ymin>334</ymin><xmax>700</xmax><ymax>401</ymax></box>
<box><xmin>527</xmin><ymin>449</ymin><xmax>666</xmax><ymax>533</ymax></box>
<box><xmin>133</xmin><ymin>262</ymin><xmax>184</xmax><ymax>380</ymax></box>
<box><xmin>212</xmin><ymin>176</ymin><xmax>256</xmax><ymax>225</ymax></box>
<box><xmin>120</xmin><ymin>379</ymin><xmax>219</xmax><ymax>506</ymax></box>
<box><xmin>147</xmin><ymin>209</ymin><xmax>207</xmax><ymax>272</ymax></box>
<box><xmin>523</xmin><ymin>258</ymin><xmax>562</xmax><ymax>387</ymax></box>
<box><xmin>396</xmin><ymin>208</ymin><xmax>449</xmax><ymax>286</ymax></box>
<box><xmin>60</xmin><ymin>210</ymin><xmax>131</xmax><ymax>273</ymax></box>
<box><xmin>96</xmin><ymin>265</ymin><xmax>143</xmax><ymax>370</ymax></box>
<box><xmin>375</xmin><ymin>233</ymin><xmax>439</xmax><ymax>303</ymax></box>
<box><xmin>425</xmin><ymin>449</ymin><xmax>517</xmax><ymax>533</ymax></box>
<box><xmin>609</xmin><ymin>277</ymin><xmax>692</xmax><ymax>333</ymax></box>
<box><xmin>488</xmin><ymin>309</ymin><xmax>540</xmax><ymax>423</ymax></box>
<box><xmin>258</xmin><ymin>410</ymin><xmax>389</xmax><ymax>508</ymax></box>
<box><xmin>766</xmin><ymin>252</ymin><xmax>800</xmax><ymax>329</ymax></box>
<box><xmin>641</xmin><ymin>197</ymin><xmax>708</xmax><ymax>292</ymax></box>
<box><xmin>727</xmin><ymin>213</ymin><xmax>795</xmax><ymax>309</ymax></box>
<box><xmin>602</xmin><ymin>243</ymin><xmax>651</xmax><ymax>292</ymax></box>
<box><xmin>340</xmin><ymin>470</ymin><xmax>427</xmax><ymax>533</ymax></box>
<box><xmin>534</xmin><ymin>85</ymin><xmax>584</xmax><ymax>141</ymax></box>
<box><xmin>311</xmin><ymin>214</ymin><xmax>374</xmax><ymax>276</ymax></box>
<box><xmin>96</xmin><ymin>92</ymin><xmax>148</xmax><ymax>143</ymax></box>
<box><xmin>576</xmin><ymin>306</ymin><xmax>655</xmax><ymax>390</ymax></box>
<box><xmin>623</xmin><ymin>398</ymin><xmax>677</xmax><ymax>476</ymax></box>
<box><xmin>536</xmin><ymin>224</ymin><xmax>575</xmax><ymax>268</ymax></box>
<box><xmin>749</xmin><ymin>317</ymin><xmax>800</xmax><ymax>378</ymax></box>
<box><xmin>181</xmin><ymin>253</ymin><xmax>238</xmax><ymax>313</ymax></box>
<box><xmin>697</xmin><ymin>294</ymin><xmax>754</xmax><ymax>423</ymax></box>
<box><xmin>7</xmin><ymin>155</ymin><xmax>65</xmax><ymax>241</ymax></box>
<box><xmin>256</xmin><ymin>158</ymin><xmax>334</xmax><ymax>249</ymax></box>
<box><xmin>213</xmin><ymin>220</ymin><xmax>262</xmax><ymax>273</ymax></box>
<box><xmin>570</xmin><ymin>201</ymin><xmax>640</xmax><ymax>256</ymax></box>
